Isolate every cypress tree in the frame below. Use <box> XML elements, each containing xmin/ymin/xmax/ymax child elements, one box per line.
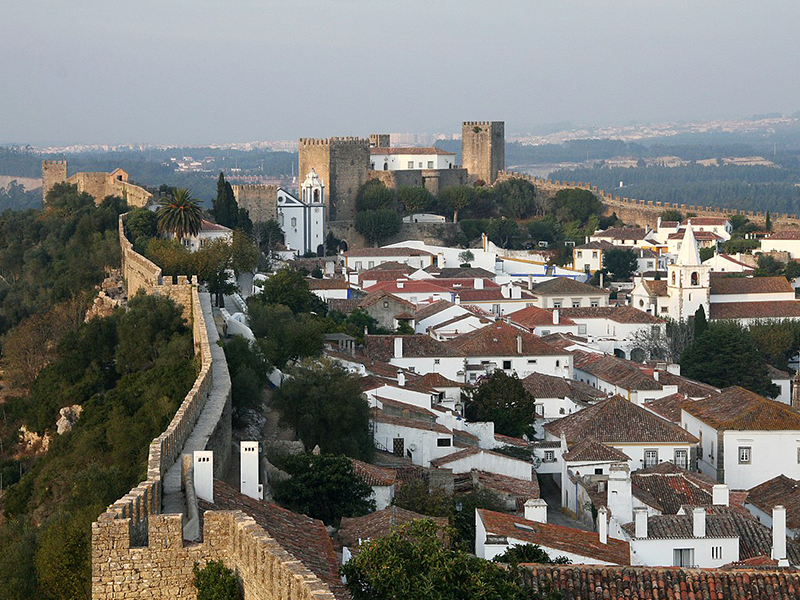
<box><xmin>693</xmin><ymin>305</ymin><xmax>708</xmax><ymax>338</ymax></box>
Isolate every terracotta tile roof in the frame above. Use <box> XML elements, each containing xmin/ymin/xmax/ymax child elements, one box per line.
<box><xmin>370</xmin><ymin>146</ymin><xmax>454</xmax><ymax>155</ymax></box>
<box><xmin>370</xmin><ymin>407</ymin><xmax>451</xmax><ymax>435</ymax></box>
<box><xmin>572</xmin><ymin>350</ymin><xmax>663</xmax><ymax>391</ymax></box>
<box><xmin>521</xmin><ymin>564</ymin><xmax>800</xmax><ymax>599</ymax></box>
<box><xmin>327</xmin><ymin>298</ymin><xmax>361</xmax><ymax>313</ymax></box>
<box><xmin>710</xmin><ymin>300</ymin><xmax>800</xmax><ymax>320</ymax></box>
<box><xmin>350</xmin><ymin>458</ymin><xmax>397</xmax><ymax>487</ymax></box>
<box><xmin>360</xmin><ymin>260</ymin><xmax>415</xmax><ymax>272</ymax></box>
<box><xmin>686</xmin><ymin>217</ymin><xmax>730</xmax><ymax>226</ymax></box>
<box><xmin>765</xmin><ymin>230</ymin><xmax>800</xmax><ymax>240</ymax></box>
<box><xmin>495</xmin><ymin>433</ymin><xmax>533</xmax><ymax>448</ymax></box>
<box><xmin>520</xmin><ymin>372</ymin><xmax>605</xmax><ymax>406</ymax></box>
<box><xmin>593</xmin><ymin>227</ymin><xmax>647</xmax><ymax>241</ymax></box>
<box><xmin>747</xmin><ymin>475</ymin><xmax>800</xmax><ymax>530</ymax></box>
<box><xmin>507</xmin><ymin>305</ymin><xmax>576</xmax><ymax>328</ymax></box>
<box><xmin>429</xmin><ymin>446</ymin><xmax>532</xmax><ymax>473</ymax></box>
<box><xmin>430</xmin><ymin>312</ymin><xmax>490</xmax><ymax>334</ymax></box>
<box><xmin>711</xmin><ymin>275</ymin><xmax>793</xmax><ymax>295</ymax></box>
<box><xmin>200</xmin><ymin>219</ymin><xmax>232</xmax><ymax>232</ymax></box>
<box><xmin>575</xmin><ymin>240</ymin><xmax>615</xmax><ymax>250</ymax></box>
<box><xmin>681</xmin><ymin>386</ymin><xmax>800</xmax><ymax>431</ymax></box>
<box><xmin>419</xmin><ymin>372</ymin><xmax>467</xmax><ymax>388</ymax></box>
<box><xmin>338</xmin><ymin>506</ymin><xmax>447</xmax><ymax>555</ymax></box>
<box><xmin>641</xmin><ymin>278</ymin><xmax>668</xmax><ymax>297</ymax></box>
<box><xmin>545</xmin><ymin>396</ymin><xmax>698</xmax><ymax>444</ymax></box>
<box><xmin>715</xmin><ymin>253</ymin><xmax>755</xmax><ymax>269</ymax></box>
<box><xmin>560</xmin><ymin>306</ymin><xmax>665</xmax><ymax>324</ymax></box>
<box><xmin>345</xmin><ymin>246</ymin><xmax>434</xmax><ymax>257</ymax></box>
<box><xmin>414</xmin><ymin>300</ymin><xmax>456</xmax><ymax>320</ymax></box>
<box><xmin>471</xmin><ymin>469</ymin><xmax>540</xmax><ymax>500</ymax></box>
<box><xmin>200</xmin><ymin>480</ymin><xmax>347</xmax><ymax>599</ymax></box>
<box><xmin>307</xmin><ymin>277</ymin><xmax>350</xmax><ymax>290</ymax></box>
<box><xmin>630</xmin><ymin>463</ymin><xmax>719</xmax><ymax>514</ymax></box>
<box><xmin>644</xmin><ymin>393</ymin><xmax>689</xmax><ymax>422</ymax></box>
<box><xmin>563</xmin><ymin>438</ymin><xmax>630</xmax><ymax>462</ymax></box>
<box><xmin>532</xmin><ymin>277</ymin><xmax>609</xmax><ymax>296</ymax></box>
<box><xmin>479</xmin><ymin>509</ymin><xmax>631</xmax><ymax>565</ymax></box>
<box><xmin>371</xmin><ymin>396</ymin><xmax>437</xmax><ymax>418</ymax></box>
<box><xmin>622</xmin><ymin>512</ymin><xmax>740</xmax><ymax>539</ymax></box>
<box><xmin>456</xmin><ymin>287</ymin><xmax>536</xmax><ymax>302</ymax></box>
<box><xmin>668</xmin><ymin>230</ymin><xmax>723</xmax><ymax>241</ymax></box>
<box><xmin>358</xmin><ymin>290</ymin><xmax>417</xmax><ymax>312</ymax></box>
<box><xmin>364</xmin><ymin>334</ymin><xmax>463</xmax><ymax>361</ymax></box>
<box><xmin>656</xmin><ymin>372</ymin><xmax>719</xmax><ymax>399</ymax></box>
<box><xmin>365</xmin><ymin>280</ymin><xmax>453</xmax><ymax>296</ymax></box>
<box><xmin>427</xmin><ymin>267</ymin><xmax>496</xmax><ymax>279</ymax></box>
<box><xmin>767</xmin><ymin>364</ymin><xmax>792</xmax><ymax>379</ymax></box>
<box><xmin>449</xmin><ymin>322</ymin><xmax>568</xmax><ymax>357</ymax></box>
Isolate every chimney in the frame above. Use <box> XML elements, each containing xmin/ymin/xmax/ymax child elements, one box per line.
<box><xmin>693</xmin><ymin>507</ymin><xmax>706</xmax><ymax>538</ymax></box>
<box><xmin>240</xmin><ymin>441</ymin><xmax>263</xmax><ymax>500</ymax></box>
<box><xmin>397</xmin><ymin>371</ymin><xmax>406</xmax><ymax>387</ymax></box>
<box><xmin>394</xmin><ymin>337</ymin><xmax>403</xmax><ymax>358</ymax></box>
<box><xmin>455</xmin><ymin>293</ymin><xmax>461</xmax><ymax>305</ymax></box>
<box><xmin>598</xmin><ymin>506</ymin><xmax>608</xmax><ymax>544</ymax></box>
<box><xmin>524</xmin><ymin>498</ymin><xmax>548</xmax><ymax>523</ymax></box>
<box><xmin>553</xmin><ymin>309</ymin><xmax>560</xmax><ymax>325</ymax></box>
<box><xmin>712</xmin><ymin>484</ymin><xmax>729</xmax><ymax>507</ymax></box>
<box><xmin>193</xmin><ymin>450</ymin><xmax>214</xmax><ymax>503</ymax></box>
<box><xmin>474</xmin><ymin>278</ymin><xmax>484</xmax><ymax>290</ymax></box>
<box><xmin>634</xmin><ymin>507</ymin><xmax>648</xmax><ymax>538</ymax></box>
<box><xmin>653</xmin><ymin>370</ymin><xmax>659</xmax><ymax>382</ymax></box>
<box><xmin>607</xmin><ymin>463</ymin><xmax>633</xmax><ymax>524</ymax></box>
<box><xmin>528</xmin><ymin>274</ymin><xmax>534</xmax><ymax>291</ymax></box>
<box><xmin>793</xmin><ymin>371</ymin><xmax>800</xmax><ymax>411</ymax></box>
<box><xmin>773</xmin><ymin>505</ymin><xmax>789</xmax><ymax>566</ymax></box>
<box><xmin>501</xmin><ymin>284</ymin><xmax>510</xmax><ymax>298</ymax></box>
<box><xmin>516</xmin><ymin>333</ymin><xmax>523</xmax><ymax>354</ymax></box>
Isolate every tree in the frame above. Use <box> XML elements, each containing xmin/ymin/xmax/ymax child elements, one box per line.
<box><xmin>157</xmin><ymin>188</ymin><xmax>203</xmax><ymax>240</ymax></box>
<box><xmin>193</xmin><ymin>560</ymin><xmax>241</xmax><ymax>600</ymax></box>
<box><xmin>527</xmin><ymin>219</ymin><xmax>560</xmax><ymax>244</ymax></box>
<box><xmin>465</xmin><ymin>371</ymin><xmax>536</xmax><ymax>438</ymax></box>
<box><xmin>355</xmin><ymin>209</ymin><xmax>401</xmax><ymax>246</ymax></box>
<box><xmin>437</xmin><ymin>186</ymin><xmax>475</xmax><ymax>222</ymax></box>
<box><xmin>458</xmin><ymin>249</ymin><xmax>475</xmax><ymax>266</ymax></box>
<box><xmin>397</xmin><ymin>186</ymin><xmax>432</xmax><ymax>216</ymax></box>
<box><xmin>487</xmin><ymin>218</ymin><xmax>521</xmax><ymax>249</ymax></box>
<box><xmin>229</xmin><ymin>230</ymin><xmax>259</xmax><ymax>276</ymax></box>
<box><xmin>754</xmin><ymin>254</ymin><xmax>784</xmax><ymax>277</ymax></box>
<box><xmin>627</xmin><ymin>319</ymin><xmax>694</xmax><ymax>363</ymax></box>
<box><xmin>340</xmin><ymin>519</ymin><xmax>527</xmax><ymax>600</ymax></box>
<box><xmin>693</xmin><ymin>305</ymin><xmax>708</xmax><ymax>337</ymax></box>
<box><xmin>356</xmin><ymin>180</ymin><xmax>395</xmax><ymax>212</ymax></box>
<box><xmin>213</xmin><ymin>173</ymin><xmax>243</xmax><ymax>230</ymax></box>
<box><xmin>255</xmin><ymin>267</ymin><xmax>325</xmax><ymax>314</ymax></box>
<box><xmin>765</xmin><ymin>211</ymin><xmax>772</xmax><ymax>232</ymax></box>
<box><xmin>247</xmin><ymin>303</ymin><xmax>326</xmax><ymax>367</ymax></box>
<box><xmin>553</xmin><ymin>188</ymin><xmax>601</xmax><ymax>225</ymax></box>
<box><xmin>273</xmin><ymin>359</ymin><xmax>373</xmax><ymax>459</ymax></box>
<box><xmin>493</xmin><ymin>179</ymin><xmax>542</xmax><ymax>220</ymax></box>
<box><xmin>680</xmin><ymin>322</ymin><xmax>778</xmax><ymax>396</ymax></box>
<box><xmin>273</xmin><ymin>453</ymin><xmax>375</xmax><ymax>525</ymax></box>
<box><xmin>747</xmin><ymin>320</ymin><xmax>800</xmax><ymax>371</ymax></box>
<box><xmin>494</xmin><ymin>543</ymin><xmax>572</xmax><ymax>566</ymax></box>
<box><xmin>660</xmin><ymin>209</ymin><xmax>684</xmax><ymax>222</ymax></box>
<box><xmin>785</xmin><ymin>261</ymin><xmax>800</xmax><ymax>282</ymax></box>
<box><xmin>699</xmin><ymin>247</ymin><xmax>715</xmax><ymax>262</ymax></box>
<box><xmin>125</xmin><ymin>208</ymin><xmax>158</xmax><ymax>251</ymax></box>
<box><xmin>602</xmin><ymin>248</ymin><xmax>638</xmax><ymax>281</ymax></box>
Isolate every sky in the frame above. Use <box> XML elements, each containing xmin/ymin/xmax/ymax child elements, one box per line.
<box><xmin>2</xmin><ymin>0</ymin><xmax>800</xmax><ymax>146</ymax></box>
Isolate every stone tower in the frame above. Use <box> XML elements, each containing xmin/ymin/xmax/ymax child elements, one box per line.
<box><xmin>666</xmin><ymin>224</ymin><xmax>710</xmax><ymax>322</ymax></box>
<box><xmin>369</xmin><ymin>134</ymin><xmax>390</xmax><ymax>148</ymax></box>
<box><xmin>462</xmin><ymin>121</ymin><xmax>505</xmax><ymax>184</ymax></box>
<box><xmin>42</xmin><ymin>160</ymin><xmax>68</xmax><ymax>204</ymax></box>
<box><xmin>297</xmin><ymin>137</ymin><xmax>370</xmax><ymax>222</ymax></box>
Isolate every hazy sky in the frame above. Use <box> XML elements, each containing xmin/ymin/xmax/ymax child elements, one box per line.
<box><xmin>2</xmin><ymin>0</ymin><xmax>799</xmax><ymax>145</ymax></box>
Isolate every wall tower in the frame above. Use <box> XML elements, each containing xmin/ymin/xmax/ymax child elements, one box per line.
<box><xmin>42</xmin><ymin>160</ymin><xmax>68</xmax><ymax>204</ymax></box>
<box><xmin>666</xmin><ymin>224</ymin><xmax>710</xmax><ymax>321</ymax></box>
<box><xmin>461</xmin><ymin>121</ymin><xmax>505</xmax><ymax>184</ymax></box>
<box><xmin>369</xmin><ymin>134</ymin><xmax>390</xmax><ymax>148</ymax></box>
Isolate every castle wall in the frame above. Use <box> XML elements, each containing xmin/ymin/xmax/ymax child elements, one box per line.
<box><xmin>329</xmin><ymin>219</ymin><xmax>460</xmax><ymax>250</ymax></box>
<box><xmin>496</xmin><ymin>170</ymin><xmax>800</xmax><ymax>229</ymax></box>
<box><xmin>328</xmin><ymin>138</ymin><xmax>370</xmax><ymax>222</ymax></box>
<box><xmin>462</xmin><ymin>121</ymin><xmax>504</xmax><ymax>184</ymax></box>
<box><xmin>367</xmin><ymin>167</ymin><xmax>468</xmax><ymax>196</ymax></box>
<box><xmin>298</xmin><ymin>140</ymin><xmax>332</xmax><ymax>215</ymax></box>
<box><xmin>42</xmin><ymin>160</ymin><xmax>67</xmax><ymax>203</ymax></box>
<box><xmin>232</xmin><ymin>185</ymin><xmax>279</xmax><ymax>223</ymax></box>
<box><xmin>369</xmin><ymin>134</ymin><xmax>390</xmax><ymax>148</ymax></box>
<box><xmin>42</xmin><ymin>161</ymin><xmax>152</xmax><ymax>208</ymax></box>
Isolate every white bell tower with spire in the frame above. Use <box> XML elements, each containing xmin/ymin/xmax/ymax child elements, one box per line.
<box><xmin>666</xmin><ymin>224</ymin><xmax>710</xmax><ymax>321</ymax></box>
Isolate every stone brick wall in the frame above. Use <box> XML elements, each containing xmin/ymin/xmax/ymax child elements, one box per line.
<box><xmin>299</xmin><ymin>138</ymin><xmax>370</xmax><ymax>221</ymax></box>
<box><xmin>41</xmin><ymin>160</ymin><xmax>152</xmax><ymax>208</ymax></box>
<box><xmin>329</xmin><ymin>219</ymin><xmax>460</xmax><ymax>250</ymax></box>
<box><xmin>462</xmin><ymin>121</ymin><xmax>505</xmax><ymax>184</ymax></box>
<box><xmin>232</xmin><ymin>184</ymin><xmax>279</xmax><ymax>223</ymax></box>
<box><xmin>367</xmin><ymin>168</ymin><xmax>468</xmax><ymax>197</ymax></box>
<box><xmin>41</xmin><ymin>160</ymin><xmax>67</xmax><ymax>204</ymax></box>
<box><xmin>496</xmin><ymin>170</ymin><xmax>800</xmax><ymax>229</ymax></box>
<box><xmin>298</xmin><ymin>139</ymin><xmax>332</xmax><ymax>215</ymax></box>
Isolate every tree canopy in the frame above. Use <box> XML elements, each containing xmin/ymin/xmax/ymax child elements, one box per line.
<box><xmin>156</xmin><ymin>188</ymin><xmax>203</xmax><ymax>239</ymax></box>
<box><xmin>356</xmin><ymin>180</ymin><xmax>395</xmax><ymax>212</ymax></box>
<box><xmin>465</xmin><ymin>371</ymin><xmax>536</xmax><ymax>438</ymax></box>
<box><xmin>603</xmin><ymin>247</ymin><xmax>638</xmax><ymax>281</ymax></box>
<box><xmin>355</xmin><ymin>209</ymin><xmax>402</xmax><ymax>246</ymax></box>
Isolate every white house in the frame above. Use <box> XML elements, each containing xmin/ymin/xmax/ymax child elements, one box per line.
<box><xmin>344</xmin><ymin>247</ymin><xmax>436</xmax><ymax>271</ymax></box>
<box><xmin>371</xmin><ymin>409</ymin><xmax>455</xmax><ymax>467</ymax></box>
<box><xmin>430</xmin><ymin>447</ymin><xmax>533</xmax><ymax>481</ymax></box>
<box><xmin>183</xmin><ymin>219</ymin><xmax>233</xmax><ymax>252</ymax></box>
<box><xmin>529</xmin><ymin>277</ymin><xmax>611</xmax><ymax>309</ymax></box>
<box><xmin>760</xmin><ymin>230</ymin><xmax>800</xmax><ymax>258</ymax></box>
<box><xmin>520</xmin><ymin>371</ymin><xmax>605</xmax><ymax>434</ymax></box>
<box><xmin>745</xmin><ymin>475</ymin><xmax>800</xmax><ymax>539</ymax></box>
<box><xmin>572</xmin><ymin>241</ymin><xmax>614</xmax><ymax>274</ymax></box>
<box><xmin>276</xmin><ymin>169</ymin><xmax>326</xmax><ymax>256</ymax></box>
<box><xmin>349</xmin><ymin>458</ymin><xmax>397</xmax><ymax>511</ymax></box>
<box><xmin>702</xmin><ymin>253</ymin><xmax>754</xmax><ymax>274</ymax></box>
<box><xmin>588</xmin><ymin>227</ymin><xmax>650</xmax><ymax>248</ymax></box>
<box><xmin>680</xmin><ymin>386</ymin><xmax>800</xmax><ymax>489</ymax></box>
<box><xmin>558</xmin><ymin>306</ymin><xmax>666</xmax><ymax>360</ymax></box>
<box><xmin>684</xmin><ymin>217</ymin><xmax>732</xmax><ymax>241</ymax></box>
<box><xmin>370</xmin><ymin>147</ymin><xmax>456</xmax><ymax>171</ymax></box>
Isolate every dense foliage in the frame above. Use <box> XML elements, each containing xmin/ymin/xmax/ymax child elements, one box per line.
<box><xmin>494</xmin><ymin>543</ymin><xmax>572</xmax><ymax>566</ymax></box>
<box><xmin>273</xmin><ymin>452</ymin><xmax>375</xmax><ymax>525</ymax></box>
<box><xmin>355</xmin><ymin>209</ymin><xmax>402</xmax><ymax>245</ymax></box>
<box><xmin>465</xmin><ymin>371</ymin><xmax>537</xmax><ymax>438</ymax></box>
<box><xmin>193</xmin><ymin>560</ymin><xmax>241</xmax><ymax>600</ymax></box>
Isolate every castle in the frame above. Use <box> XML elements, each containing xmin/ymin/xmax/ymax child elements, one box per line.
<box><xmin>42</xmin><ymin>160</ymin><xmax>152</xmax><ymax>207</ymax></box>
<box><xmin>234</xmin><ymin>121</ymin><xmax>505</xmax><ymax>223</ymax></box>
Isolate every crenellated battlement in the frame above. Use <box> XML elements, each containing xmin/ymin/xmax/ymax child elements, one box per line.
<box><xmin>463</xmin><ymin>120</ymin><xmax>498</xmax><ymax>126</ymax></box>
<box><xmin>299</xmin><ymin>137</ymin><xmax>368</xmax><ymax>146</ymax></box>
<box><xmin>42</xmin><ymin>159</ymin><xmax>67</xmax><ymax>165</ymax></box>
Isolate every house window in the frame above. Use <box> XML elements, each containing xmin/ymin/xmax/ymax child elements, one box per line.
<box><xmin>427</xmin><ymin>161</ymin><xmax>434</xmax><ymax>168</ymax></box>
<box><xmin>383</xmin><ymin>301</ymin><xmax>389</xmax><ymax>308</ymax></box>
<box><xmin>434</xmin><ymin>359</ymin><xmax>440</xmax><ymax>365</ymax></box>
<box><xmin>535</xmin><ymin>404</ymin><xmax>544</xmax><ymax>416</ymax></box>
<box><xmin>553</xmin><ymin>301</ymin><xmax>562</xmax><ymax>308</ymax></box>
<box><xmin>437</xmin><ymin>438</ymin><xmax>452</xmax><ymax>447</ymax></box>
<box><xmin>644</xmin><ymin>449</ymin><xmax>658</xmax><ymax>468</ymax></box>
<box><xmin>578</xmin><ymin>325</ymin><xmax>587</xmax><ymax>335</ymax></box>
<box><xmin>595</xmin><ymin>468</ymin><xmax>603</xmax><ymax>475</ymax></box>
<box><xmin>577</xmin><ymin>251</ymin><xmax>583</xmax><ymax>258</ymax></box>
<box><xmin>407</xmin><ymin>161</ymin><xmax>414</xmax><ymax>169</ymax></box>
<box><xmin>590</xmin><ymin>299</ymin><xmax>599</xmax><ymax>307</ymax></box>
<box><xmin>355</xmin><ymin>261</ymin><xmax>362</xmax><ymax>270</ymax></box>
<box><xmin>368</xmin><ymin>261</ymin><xmax>375</xmax><ymax>268</ymax></box>
<box><xmin>541</xmin><ymin>330</ymin><xmax>550</xmax><ymax>336</ymax></box>
<box><xmin>418</xmin><ymin>162</ymin><xmax>422</xmax><ymax>168</ymax></box>
<box><xmin>672</xmin><ymin>272</ymin><xmax>676</xmax><ymax>285</ymax></box>
<box><xmin>544</xmin><ymin>450</ymin><xmax>555</xmax><ymax>462</ymax></box>
<box><xmin>492</xmin><ymin>304</ymin><xmax>501</xmax><ymax>315</ymax></box>
<box><xmin>712</xmin><ymin>546</ymin><xmax>723</xmax><ymax>560</ymax></box>
<box><xmin>555</xmin><ymin>360</ymin><xmax>561</xmax><ymax>367</ymax></box>
<box><xmin>739</xmin><ymin>446</ymin><xmax>751</xmax><ymax>464</ymax></box>
<box><xmin>592</xmin><ymin>251</ymin><xmax>598</xmax><ymax>259</ymax></box>
<box><xmin>661</xmin><ymin>306</ymin><xmax>668</xmax><ymax>313</ymax></box>
<box><xmin>291</xmin><ymin>217</ymin><xmax>297</xmax><ymax>228</ymax></box>
<box><xmin>674</xmin><ymin>449</ymin><xmax>688</xmax><ymax>469</ymax></box>
<box><xmin>503</xmin><ymin>360</ymin><xmax>512</xmax><ymax>370</ymax></box>
<box><xmin>572</xmin><ymin>300</ymin><xmax>581</xmax><ymax>308</ymax></box>
<box><xmin>797</xmin><ymin>447</ymin><xmax>800</xmax><ymax>464</ymax></box>
<box><xmin>527</xmin><ymin>359</ymin><xmax>537</xmax><ymax>364</ymax></box>
<box><xmin>673</xmin><ymin>548</ymin><xmax>695</xmax><ymax>567</ymax></box>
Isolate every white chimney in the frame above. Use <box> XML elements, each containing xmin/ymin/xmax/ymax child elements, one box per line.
<box><xmin>634</xmin><ymin>506</ymin><xmax>648</xmax><ymax>538</ymax></box>
<box><xmin>474</xmin><ymin>278</ymin><xmax>484</xmax><ymax>290</ymax></box>
<box><xmin>598</xmin><ymin>506</ymin><xmax>609</xmax><ymax>544</ymax></box>
<box><xmin>511</xmin><ymin>285</ymin><xmax>522</xmax><ymax>299</ymax></box>
<box><xmin>712</xmin><ymin>484</ymin><xmax>729</xmax><ymax>507</ymax></box>
<box><xmin>240</xmin><ymin>441</ymin><xmax>262</xmax><ymax>500</ymax></box>
<box><xmin>693</xmin><ymin>507</ymin><xmax>706</xmax><ymax>538</ymax></box>
<box><xmin>773</xmin><ymin>505</ymin><xmax>789</xmax><ymax>566</ymax></box>
<box><xmin>325</xmin><ymin>261</ymin><xmax>334</xmax><ymax>276</ymax></box>
<box><xmin>516</xmin><ymin>333</ymin><xmax>523</xmax><ymax>354</ymax></box>
<box><xmin>528</xmin><ymin>274</ymin><xmax>534</xmax><ymax>291</ymax></box>
<box><xmin>397</xmin><ymin>371</ymin><xmax>406</xmax><ymax>387</ymax></box>
<box><xmin>553</xmin><ymin>309</ymin><xmax>560</xmax><ymax>325</ymax></box>
<box><xmin>653</xmin><ymin>370</ymin><xmax>659</xmax><ymax>381</ymax></box>
<box><xmin>501</xmin><ymin>284</ymin><xmax>510</xmax><ymax>298</ymax></box>
<box><xmin>455</xmin><ymin>293</ymin><xmax>461</xmax><ymax>305</ymax></box>
<box><xmin>193</xmin><ymin>450</ymin><xmax>214</xmax><ymax>503</ymax></box>
<box><xmin>524</xmin><ymin>498</ymin><xmax>548</xmax><ymax>523</ymax></box>
<box><xmin>394</xmin><ymin>337</ymin><xmax>403</xmax><ymax>358</ymax></box>
<box><xmin>607</xmin><ymin>463</ymin><xmax>633</xmax><ymax>525</ymax></box>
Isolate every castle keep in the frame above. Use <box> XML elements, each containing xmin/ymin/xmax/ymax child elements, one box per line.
<box><xmin>462</xmin><ymin>121</ymin><xmax>505</xmax><ymax>185</ymax></box>
<box><xmin>42</xmin><ymin>160</ymin><xmax>152</xmax><ymax>207</ymax></box>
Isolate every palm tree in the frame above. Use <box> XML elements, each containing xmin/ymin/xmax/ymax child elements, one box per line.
<box><xmin>157</xmin><ymin>188</ymin><xmax>203</xmax><ymax>241</ymax></box>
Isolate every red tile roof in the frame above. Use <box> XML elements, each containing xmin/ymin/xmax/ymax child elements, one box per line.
<box><xmin>630</xmin><ymin>463</ymin><xmax>723</xmax><ymax>515</ymax></box>
<box><xmin>668</xmin><ymin>230</ymin><xmax>723</xmax><ymax>241</ymax></box>
<box><xmin>358</xmin><ymin>290</ymin><xmax>416</xmax><ymax>311</ymax></box>
<box><xmin>641</xmin><ymin>278</ymin><xmax>668</xmax><ymax>297</ymax></box>
<box><xmin>364</xmin><ymin>334</ymin><xmax>463</xmax><ymax>361</ymax></box>
<box><xmin>456</xmin><ymin>287</ymin><xmax>536</xmax><ymax>302</ymax></box>
<box><xmin>545</xmin><ymin>396</ymin><xmax>698</xmax><ymax>444</ymax></box>
<box><xmin>471</xmin><ymin>469</ymin><xmax>540</xmax><ymax>501</ymax></box>
<box><xmin>200</xmin><ymin>480</ymin><xmax>347</xmax><ymax>599</ymax></box>
<box><xmin>592</xmin><ymin>227</ymin><xmax>647</xmax><ymax>241</ymax></box>
<box><xmin>521</xmin><ymin>564</ymin><xmax>800</xmax><ymax>599</ymax></box>
<box><xmin>710</xmin><ymin>275</ymin><xmax>793</xmax><ymax>295</ymax></box>
<box><xmin>479</xmin><ymin>509</ymin><xmax>631</xmax><ymax>565</ymax></box>
<box><xmin>560</xmin><ymin>306</ymin><xmax>665</xmax><ymax>324</ymax></box>
<box><xmin>414</xmin><ymin>300</ymin><xmax>456</xmax><ymax>320</ymax></box>
<box><xmin>429</xmin><ymin>447</ymin><xmax>532</xmax><ymax>473</ymax></box>
<box><xmin>532</xmin><ymin>277</ymin><xmax>610</xmax><ymax>296</ymax></box>
<box><xmin>710</xmin><ymin>300</ymin><xmax>800</xmax><ymax>320</ymax></box>
<box><xmin>765</xmin><ymin>230</ymin><xmax>800</xmax><ymax>240</ymax></box>
<box><xmin>370</xmin><ymin>146</ymin><xmax>454</xmax><ymax>155</ymax></box>
<box><xmin>685</xmin><ymin>217</ymin><xmax>731</xmax><ymax>226</ymax></box>
<box><xmin>507</xmin><ymin>305</ymin><xmax>576</xmax><ymax>328</ymax></box>
<box><xmin>644</xmin><ymin>393</ymin><xmax>690</xmax><ymax>423</ymax></box>
<box><xmin>575</xmin><ymin>240</ymin><xmax>615</xmax><ymax>251</ymax></box>
<box><xmin>307</xmin><ymin>277</ymin><xmax>350</xmax><ymax>290</ymax></box>
<box><xmin>747</xmin><ymin>475</ymin><xmax>800</xmax><ymax>530</ymax></box>
<box><xmin>572</xmin><ymin>350</ymin><xmax>663</xmax><ymax>391</ymax></box>
<box><xmin>563</xmin><ymin>438</ymin><xmax>630</xmax><ymax>462</ymax></box>
<box><xmin>419</xmin><ymin>372</ymin><xmax>467</xmax><ymax>388</ymax></box>
<box><xmin>521</xmin><ymin>372</ymin><xmax>606</xmax><ymax>405</ymax></box>
<box><xmin>370</xmin><ymin>407</ymin><xmax>452</xmax><ymax>435</ymax></box>
<box><xmin>350</xmin><ymin>458</ymin><xmax>397</xmax><ymax>487</ymax></box>
<box><xmin>449</xmin><ymin>322</ymin><xmax>568</xmax><ymax>357</ymax></box>
<box><xmin>338</xmin><ymin>506</ymin><xmax>447</xmax><ymax>555</ymax></box>
<box><xmin>365</xmin><ymin>280</ymin><xmax>453</xmax><ymax>296</ymax></box>
<box><xmin>681</xmin><ymin>386</ymin><xmax>800</xmax><ymax>431</ymax></box>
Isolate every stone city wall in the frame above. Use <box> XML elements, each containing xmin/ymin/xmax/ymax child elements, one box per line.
<box><xmin>42</xmin><ymin>160</ymin><xmax>152</xmax><ymax>207</ymax></box>
<box><xmin>497</xmin><ymin>170</ymin><xmax>800</xmax><ymax>229</ymax></box>
<box><xmin>367</xmin><ymin>167</ymin><xmax>468</xmax><ymax>196</ymax></box>
<box><xmin>232</xmin><ymin>184</ymin><xmax>279</xmax><ymax>223</ymax></box>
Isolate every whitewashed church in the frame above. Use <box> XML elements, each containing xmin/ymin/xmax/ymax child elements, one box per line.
<box><xmin>276</xmin><ymin>168</ymin><xmax>327</xmax><ymax>256</ymax></box>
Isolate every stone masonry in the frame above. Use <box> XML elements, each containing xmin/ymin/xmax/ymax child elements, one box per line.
<box><xmin>232</xmin><ymin>184</ymin><xmax>279</xmax><ymax>223</ymax></box>
<box><xmin>462</xmin><ymin>121</ymin><xmax>505</xmax><ymax>184</ymax></box>
<box><xmin>42</xmin><ymin>160</ymin><xmax>152</xmax><ymax>207</ymax></box>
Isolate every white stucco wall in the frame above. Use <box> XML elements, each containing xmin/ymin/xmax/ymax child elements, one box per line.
<box><xmin>629</xmin><ymin>536</ymin><xmax>738</xmax><ymax>568</ymax></box>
